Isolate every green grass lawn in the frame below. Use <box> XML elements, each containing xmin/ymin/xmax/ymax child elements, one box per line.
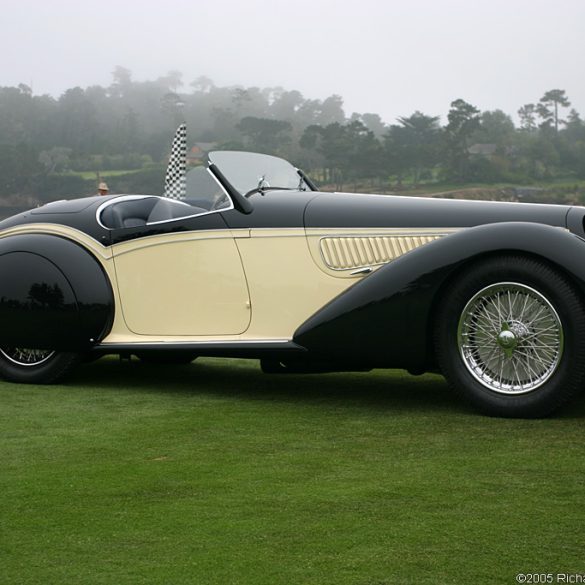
<box><xmin>1</xmin><ymin>357</ymin><xmax>584</xmax><ymax>585</ymax></box>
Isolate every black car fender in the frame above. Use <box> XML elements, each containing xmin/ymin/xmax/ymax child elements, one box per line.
<box><xmin>294</xmin><ymin>222</ymin><xmax>585</xmax><ymax>370</ymax></box>
<box><xmin>0</xmin><ymin>234</ymin><xmax>114</xmax><ymax>350</ymax></box>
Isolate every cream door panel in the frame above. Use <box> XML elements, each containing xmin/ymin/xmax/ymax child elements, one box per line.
<box><xmin>113</xmin><ymin>233</ymin><xmax>250</xmax><ymax>335</ymax></box>
<box><xmin>234</xmin><ymin>228</ymin><xmax>355</xmax><ymax>339</ymax></box>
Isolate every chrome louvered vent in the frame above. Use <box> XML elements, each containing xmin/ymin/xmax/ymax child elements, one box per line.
<box><xmin>319</xmin><ymin>234</ymin><xmax>444</xmax><ymax>270</ymax></box>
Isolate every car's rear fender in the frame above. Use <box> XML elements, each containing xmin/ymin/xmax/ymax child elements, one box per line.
<box><xmin>0</xmin><ymin>234</ymin><xmax>114</xmax><ymax>350</ymax></box>
<box><xmin>293</xmin><ymin>222</ymin><xmax>585</xmax><ymax>370</ymax></box>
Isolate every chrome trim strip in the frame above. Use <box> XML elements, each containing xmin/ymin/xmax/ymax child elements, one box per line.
<box><xmin>98</xmin><ymin>338</ymin><xmax>291</xmax><ymax>347</ymax></box>
<box><xmin>96</xmin><ymin>195</ymin><xmax>152</xmax><ymax>230</ymax></box>
<box><xmin>350</xmin><ymin>267</ymin><xmax>373</xmax><ymax>275</ymax></box>
<box><xmin>96</xmin><ymin>168</ymin><xmax>234</xmax><ymax>230</ymax></box>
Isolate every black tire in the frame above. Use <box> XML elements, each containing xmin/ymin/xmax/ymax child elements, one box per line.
<box><xmin>435</xmin><ymin>255</ymin><xmax>585</xmax><ymax>418</ymax></box>
<box><xmin>135</xmin><ymin>351</ymin><xmax>198</xmax><ymax>365</ymax></box>
<box><xmin>0</xmin><ymin>348</ymin><xmax>81</xmax><ymax>384</ymax></box>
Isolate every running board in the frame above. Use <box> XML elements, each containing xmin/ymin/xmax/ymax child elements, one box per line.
<box><xmin>92</xmin><ymin>340</ymin><xmax>306</xmax><ymax>359</ymax></box>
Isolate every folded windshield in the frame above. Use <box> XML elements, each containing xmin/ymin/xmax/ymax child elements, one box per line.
<box><xmin>185</xmin><ymin>165</ymin><xmax>231</xmax><ymax>210</ymax></box>
<box><xmin>208</xmin><ymin>151</ymin><xmax>309</xmax><ymax>196</ymax></box>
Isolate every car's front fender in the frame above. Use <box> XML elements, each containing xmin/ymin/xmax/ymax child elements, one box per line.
<box><xmin>293</xmin><ymin>222</ymin><xmax>585</xmax><ymax>370</ymax></box>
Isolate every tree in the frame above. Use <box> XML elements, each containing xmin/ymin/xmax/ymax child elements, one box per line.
<box><xmin>559</xmin><ymin>109</ymin><xmax>585</xmax><ymax>177</ymax></box>
<box><xmin>38</xmin><ymin>147</ymin><xmax>72</xmax><ymax>174</ymax></box>
<box><xmin>236</xmin><ymin>117</ymin><xmax>292</xmax><ymax>153</ymax></box>
<box><xmin>160</xmin><ymin>92</ymin><xmax>185</xmax><ymax>126</ymax></box>
<box><xmin>317</xmin><ymin>95</ymin><xmax>345</xmax><ymax>126</ymax></box>
<box><xmin>296</xmin><ymin>99</ymin><xmax>321</xmax><ymax>128</ymax></box>
<box><xmin>518</xmin><ymin>104</ymin><xmax>537</xmax><ymax>131</ymax></box>
<box><xmin>538</xmin><ymin>89</ymin><xmax>571</xmax><ymax>132</ymax></box>
<box><xmin>474</xmin><ymin>110</ymin><xmax>515</xmax><ymax>145</ymax></box>
<box><xmin>231</xmin><ymin>88</ymin><xmax>251</xmax><ymax>111</ymax></box>
<box><xmin>299</xmin><ymin>121</ymin><xmax>383</xmax><ymax>189</ymax></box>
<box><xmin>344</xmin><ymin>120</ymin><xmax>384</xmax><ymax>182</ymax></box>
<box><xmin>109</xmin><ymin>66</ymin><xmax>132</xmax><ymax>98</ymax></box>
<box><xmin>384</xmin><ymin>111</ymin><xmax>441</xmax><ymax>185</ymax></box>
<box><xmin>270</xmin><ymin>90</ymin><xmax>304</xmax><ymax>121</ymax></box>
<box><xmin>444</xmin><ymin>99</ymin><xmax>481</xmax><ymax>180</ymax></box>
<box><xmin>347</xmin><ymin>112</ymin><xmax>386</xmax><ymax>139</ymax></box>
<box><xmin>564</xmin><ymin>109</ymin><xmax>585</xmax><ymax>141</ymax></box>
<box><xmin>317</xmin><ymin>122</ymin><xmax>350</xmax><ymax>188</ymax></box>
<box><xmin>0</xmin><ymin>143</ymin><xmax>44</xmax><ymax>197</ymax></box>
<box><xmin>157</xmin><ymin>70</ymin><xmax>183</xmax><ymax>92</ymax></box>
<box><xmin>190</xmin><ymin>76</ymin><xmax>214</xmax><ymax>93</ymax></box>
<box><xmin>56</xmin><ymin>88</ymin><xmax>99</xmax><ymax>153</ymax></box>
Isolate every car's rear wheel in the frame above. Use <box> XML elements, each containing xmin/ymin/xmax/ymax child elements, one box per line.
<box><xmin>435</xmin><ymin>256</ymin><xmax>585</xmax><ymax>418</ymax></box>
<box><xmin>0</xmin><ymin>348</ymin><xmax>81</xmax><ymax>383</ymax></box>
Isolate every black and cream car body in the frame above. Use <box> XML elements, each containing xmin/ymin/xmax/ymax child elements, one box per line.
<box><xmin>2</xmin><ymin>145</ymin><xmax>585</xmax><ymax>418</ymax></box>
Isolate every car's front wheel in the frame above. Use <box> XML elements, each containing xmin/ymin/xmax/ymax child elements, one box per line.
<box><xmin>0</xmin><ymin>348</ymin><xmax>81</xmax><ymax>383</ymax></box>
<box><xmin>435</xmin><ymin>256</ymin><xmax>585</xmax><ymax>418</ymax></box>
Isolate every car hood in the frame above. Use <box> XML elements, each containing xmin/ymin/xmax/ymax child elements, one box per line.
<box><xmin>304</xmin><ymin>192</ymin><xmax>572</xmax><ymax>231</ymax></box>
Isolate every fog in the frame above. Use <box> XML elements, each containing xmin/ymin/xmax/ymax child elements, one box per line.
<box><xmin>2</xmin><ymin>0</ymin><xmax>584</xmax><ymax>122</ymax></box>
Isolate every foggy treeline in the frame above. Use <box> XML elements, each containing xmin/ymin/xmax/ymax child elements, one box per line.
<box><xmin>1</xmin><ymin>67</ymin><xmax>584</xmax><ymax>204</ymax></box>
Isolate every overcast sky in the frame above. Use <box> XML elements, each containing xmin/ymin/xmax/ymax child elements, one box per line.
<box><xmin>2</xmin><ymin>0</ymin><xmax>584</xmax><ymax>124</ymax></box>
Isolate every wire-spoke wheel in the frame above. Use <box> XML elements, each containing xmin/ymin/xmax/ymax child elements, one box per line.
<box><xmin>458</xmin><ymin>283</ymin><xmax>563</xmax><ymax>394</ymax></box>
<box><xmin>436</xmin><ymin>256</ymin><xmax>585</xmax><ymax>418</ymax></box>
<box><xmin>0</xmin><ymin>347</ymin><xmax>80</xmax><ymax>383</ymax></box>
<box><xmin>0</xmin><ymin>348</ymin><xmax>56</xmax><ymax>366</ymax></box>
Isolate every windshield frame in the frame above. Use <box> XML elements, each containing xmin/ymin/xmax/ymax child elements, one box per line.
<box><xmin>207</xmin><ymin>150</ymin><xmax>314</xmax><ymax>197</ymax></box>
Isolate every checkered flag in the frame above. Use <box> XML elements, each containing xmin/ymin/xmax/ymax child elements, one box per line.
<box><xmin>163</xmin><ymin>123</ymin><xmax>187</xmax><ymax>199</ymax></box>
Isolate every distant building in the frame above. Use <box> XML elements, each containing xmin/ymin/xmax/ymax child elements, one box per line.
<box><xmin>468</xmin><ymin>143</ymin><xmax>497</xmax><ymax>157</ymax></box>
<box><xmin>186</xmin><ymin>143</ymin><xmax>217</xmax><ymax>165</ymax></box>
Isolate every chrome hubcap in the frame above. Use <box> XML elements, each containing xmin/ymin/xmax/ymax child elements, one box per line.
<box><xmin>458</xmin><ymin>283</ymin><xmax>563</xmax><ymax>394</ymax></box>
<box><xmin>497</xmin><ymin>329</ymin><xmax>517</xmax><ymax>353</ymax></box>
<box><xmin>0</xmin><ymin>348</ymin><xmax>55</xmax><ymax>367</ymax></box>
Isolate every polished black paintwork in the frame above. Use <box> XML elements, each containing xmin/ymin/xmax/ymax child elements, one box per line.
<box><xmin>226</xmin><ymin>189</ymin><xmax>576</xmax><ymax>231</ymax></box>
<box><xmin>0</xmin><ymin>187</ymin><xmax>578</xmax><ymax>241</ymax></box>
<box><xmin>0</xmin><ymin>196</ymin><xmax>111</xmax><ymax>243</ymax></box>
<box><xmin>107</xmin><ymin>209</ymin><xmax>228</xmax><ymax>245</ymax></box>
<box><xmin>0</xmin><ymin>196</ymin><xmax>231</xmax><ymax>245</ymax></box>
<box><xmin>30</xmin><ymin>198</ymin><xmax>98</xmax><ymax>215</ymax></box>
<box><xmin>566</xmin><ymin>206</ymin><xmax>585</xmax><ymax>238</ymax></box>
<box><xmin>304</xmin><ymin>192</ymin><xmax>571</xmax><ymax>229</ymax></box>
<box><xmin>3</xmin><ymin>175</ymin><xmax>585</xmax><ymax>364</ymax></box>
<box><xmin>221</xmin><ymin>189</ymin><xmax>318</xmax><ymax>229</ymax></box>
<box><xmin>0</xmin><ymin>234</ymin><xmax>114</xmax><ymax>350</ymax></box>
<box><xmin>294</xmin><ymin>222</ymin><xmax>585</xmax><ymax>371</ymax></box>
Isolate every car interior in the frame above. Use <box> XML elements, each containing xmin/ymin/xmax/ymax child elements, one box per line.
<box><xmin>99</xmin><ymin>197</ymin><xmax>210</xmax><ymax>229</ymax></box>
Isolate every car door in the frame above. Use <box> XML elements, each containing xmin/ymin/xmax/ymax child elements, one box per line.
<box><xmin>103</xmin><ymin>194</ymin><xmax>251</xmax><ymax>337</ymax></box>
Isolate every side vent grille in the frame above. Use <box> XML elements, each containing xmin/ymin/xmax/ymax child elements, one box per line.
<box><xmin>320</xmin><ymin>235</ymin><xmax>444</xmax><ymax>270</ymax></box>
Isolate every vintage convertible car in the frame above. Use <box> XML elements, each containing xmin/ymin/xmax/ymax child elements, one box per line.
<box><xmin>2</xmin><ymin>142</ymin><xmax>585</xmax><ymax>418</ymax></box>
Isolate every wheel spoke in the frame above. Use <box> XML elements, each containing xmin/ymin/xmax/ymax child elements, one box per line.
<box><xmin>0</xmin><ymin>347</ymin><xmax>55</xmax><ymax>366</ymax></box>
<box><xmin>458</xmin><ymin>282</ymin><xmax>563</xmax><ymax>395</ymax></box>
